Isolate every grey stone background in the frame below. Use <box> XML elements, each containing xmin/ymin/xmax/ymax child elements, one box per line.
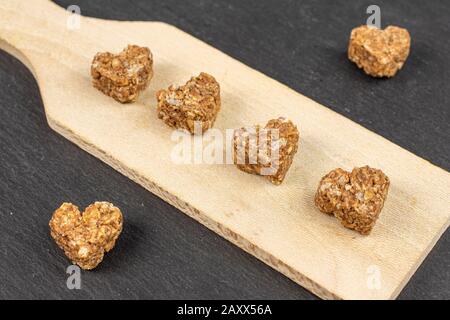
<box><xmin>0</xmin><ymin>0</ymin><xmax>448</xmax><ymax>299</ymax></box>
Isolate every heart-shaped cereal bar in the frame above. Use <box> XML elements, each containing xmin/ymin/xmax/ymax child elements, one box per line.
<box><xmin>348</xmin><ymin>25</ymin><xmax>411</xmax><ymax>77</ymax></box>
<box><xmin>91</xmin><ymin>45</ymin><xmax>153</xmax><ymax>103</ymax></box>
<box><xmin>49</xmin><ymin>202</ymin><xmax>123</xmax><ymax>270</ymax></box>
<box><xmin>233</xmin><ymin>117</ymin><xmax>300</xmax><ymax>185</ymax></box>
<box><xmin>157</xmin><ymin>72</ymin><xmax>221</xmax><ymax>134</ymax></box>
<box><xmin>314</xmin><ymin>166</ymin><xmax>390</xmax><ymax>235</ymax></box>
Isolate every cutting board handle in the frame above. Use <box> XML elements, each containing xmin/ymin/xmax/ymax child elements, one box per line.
<box><xmin>0</xmin><ymin>0</ymin><xmax>73</xmax><ymax>71</ymax></box>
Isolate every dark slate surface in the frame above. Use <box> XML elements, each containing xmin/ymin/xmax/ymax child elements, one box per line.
<box><xmin>0</xmin><ymin>0</ymin><xmax>448</xmax><ymax>299</ymax></box>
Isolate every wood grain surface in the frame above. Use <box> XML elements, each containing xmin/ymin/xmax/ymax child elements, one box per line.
<box><xmin>0</xmin><ymin>0</ymin><xmax>448</xmax><ymax>298</ymax></box>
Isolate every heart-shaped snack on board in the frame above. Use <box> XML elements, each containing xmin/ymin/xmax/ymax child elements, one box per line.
<box><xmin>156</xmin><ymin>72</ymin><xmax>221</xmax><ymax>134</ymax></box>
<box><xmin>315</xmin><ymin>166</ymin><xmax>390</xmax><ymax>235</ymax></box>
<box><xmin>91</xmin><ymin>45</ymin><xmax>153</xmax><ymax>103</ymax></box>
<box><xmin>233</xmin><ymin>117</ymin><xmax>300</xmax><ymax>185</ymax></box>
<box><xmin>348</xmin><ymin>25</ymin><xmax>411</xmax><ymax>77</ymax></box>
<box><xmin>49</xmin><ymin>202</ymin><xmax>123</xmax><ymax>270</ymax></box>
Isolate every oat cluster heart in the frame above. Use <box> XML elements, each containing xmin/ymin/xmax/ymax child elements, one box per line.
<box><xmin>91</xmin><ymin>45</ymin><xmax>153</xmax><ymax>103</ymax></box>
<box><xmin>233</xmin><ymin>117</ymin><xmax>300</xmax><ymax>185</ymax></box>
<box><xmin>49</xmin><ymin>202</ymin><xmax>123</xmax><ymax>270</ymax></box>
<box><xmin>314</xmin><ymin>166</ymin><xmax>390</xmax><ymax>235</ymax></box>
<box><xmin>156</xmin><ymin>72</ymin><xmax>221</xmax><ymax>134</ymax></box>
<box><xmin>348</xmin><ymin>25</ymin><xmax>411</xmax><ymax>77</ymax></box>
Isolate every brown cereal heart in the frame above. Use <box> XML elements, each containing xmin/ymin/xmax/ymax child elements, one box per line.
<box><xmin>91</xmin><ymin>45</ymin><xmax>153</xmax><ymax>103</ymax></box>
<box><xmin>156</xmin><ymin>72</ymin><xmax>221</xmax><ymax>134</ymax></box>
<box><xmin>233</xmin><ymin>117</ymin><xmax>300</xmax><ymax>185</ymax></box>
<box><xmin>314</xmin><ymin>166</ymin><xmax>390</xmax><ymax>235</ymax></box>
<box><xmin>348</xmin><ymin>25</ymin><xmax>411</xmax><ymax>77</ymax></box>
<box><xmin>49</xmin><ymin>202</ymin><xmax>123</xmax><ymax>270</ymax></box>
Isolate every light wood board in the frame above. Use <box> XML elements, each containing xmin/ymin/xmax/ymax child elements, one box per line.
<box><xmin>0</xmin><ymin>0</ymin><xmax>449</xmax><ymax>300</ymax></box>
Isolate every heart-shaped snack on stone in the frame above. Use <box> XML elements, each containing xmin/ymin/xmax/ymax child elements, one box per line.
<box><xmin>233</xmin><ymin>117</ymin><xmax>300</xmax><ymax>185</ymax></box>
<box><xmin>315</xmin><ymin>166</ymin><xmax>390</xmax><ymax>235</ymax></box>
<box><xmin>49</xmin><ymin>202</ymin><xmax>123</xmax><ymax>270</ymax></box>
<box><xmin>91</xmin><ymin>45</ymin><xmax>153</xmax><ymax>103</ymax></box>
<box><xmin>348</xmin><ymin>25</ymin><xmax>410</xmax><ymax>77</ymax></box>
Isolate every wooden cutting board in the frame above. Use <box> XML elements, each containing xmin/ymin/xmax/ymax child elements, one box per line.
<box><xmin>1</xmin><ymin>0</ymin><xmax>449</xmax><ymax>300</ymax></box>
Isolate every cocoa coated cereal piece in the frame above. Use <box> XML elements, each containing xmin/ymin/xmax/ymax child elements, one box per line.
<box><xmin>233</xmin><ymin>117</ymin><xmax>300</xmax><ymax>185</ymax></box>
<box><xmin>156</xmin><ymin>72</ymin><xmax>221</xmax><ymax>134</ymax></box>
<box><xmin>91</xmin><ymin>45</ymin><xmax>153</xmax><ymax>103</ymax></box>
<box><xmin>314</xmin><ymin>166</ymin><xmax>390</xmax><ymax>235</ymax></box>
<box><xmin>49</xmin><ymin>202</ymin><xmax>123</xmax><ymax>270</ymax></box>
<box><xmin>348</xmin><ymin>25</ymin><xmax>410</xmax><ymax>77</ymax></box>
